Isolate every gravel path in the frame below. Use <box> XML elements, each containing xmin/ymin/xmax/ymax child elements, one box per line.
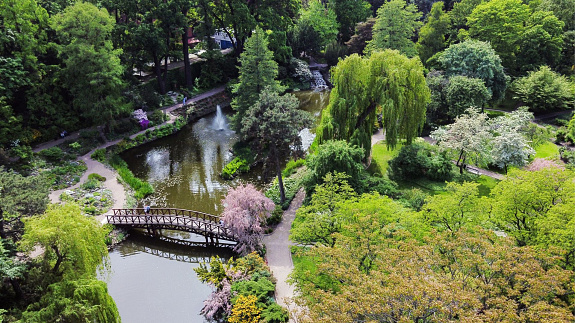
<box><xmin>263</xmin><ymin>189</ymin><xmax>305</xmax><ymax>319</ymax></box>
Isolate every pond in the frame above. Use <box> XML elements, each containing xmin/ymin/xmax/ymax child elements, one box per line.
<box><xmin>103</xmin><ymin>89</ymin><xmax>330</xmax><ymax>322</ymax></box>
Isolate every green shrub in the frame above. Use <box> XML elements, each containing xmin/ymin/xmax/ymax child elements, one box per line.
<box><xmin>83</xmin><ymin>206</ymin><xmax>98</xmax><ymax>215</ymax></box>
<box><xmin>88</xmin><ymin>173</ymin><xmax>106</xmax><ymax>182</ymax></box>
<box><xmin>148</xmin><ymin>109</ymin><xmax>167</xmax><ymax>125</ymax></box>
<box><xmin>359</xmin><ymin>175</ymin><xmax>399</xmax><ymax>197</ymax></box>
<box><xmin>91</xmin><ymin>149</ymin><xmax>106</xmax><ymax>163</ymax></box>
<box><xmin>399</xmin><ymin>188</ymin><xmax>428</xmax><ymax>211</ymax></box>
<box><xmin>266</xmin><ymin>205</ymin><xmax>283</xmax><ymax>226</ymax></box>
<box><xmin>110</xmin><ymin>155</ymin><xmax>154</xmax><ymax>199</ymax></box>
<box><xmin>221</xmin><ymin>157</ymin><xmax>250</xmax><ymax>179</ymax></box>
<box><xmin>39</xmin><ymin>147</ymin><xmax>66</xmax><ymax>164</ymax></box>
<box><xmin>324</xmin><ymin>41</ymin><xmax>348</xmax><ymax>67</ymax></box>
<box><xmin>79</xmin><ymin>129</ymin><xmax>99</xmax><ymax>140</ymax></box>
<box><xmin>282</xmin><ymin>159</ymin><xmax>305</xmax><ymax>178</ymax></box>
<box><xmin>81</xmin><ymin>179</ymin><xmax>100</xmax><ymax>190</ymax></box>
<box><xmin>261</xmin><ymin>302</ymin><xmax>289</xmax><ymax>323</ymax></box>
<box><xmin>389</xmin><ymin>143</ymin><xmax>452</xmax><ymax>182</ymax></box>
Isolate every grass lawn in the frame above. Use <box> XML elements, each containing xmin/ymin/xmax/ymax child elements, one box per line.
<box><xmin>369</xmin><ymin>140</ymin><xmax>499</xmax><ymax>197</ymax></box>
<box><xmin>367</xmin><ymin>141</ymin><xmax>402</xmax><ymax>176</ymax></box>
<box><xmin>534</xmin><ymin>141</ymin><xmax>560</xmax><ymax>159</ymax></box>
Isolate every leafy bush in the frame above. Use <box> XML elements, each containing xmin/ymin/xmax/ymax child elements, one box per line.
<box><xmin>389</xmin><ymin>143</ymin><xmax>453</xmax><ymax>182</ymax></box>
<box><xmin>39</xmin><ymin>147</ymin><xmax>66</xmax><ymax>164</ymax></box>
<box><xmin>88</xmin><ymin>173</ymin><xmax>106</xmax><ymax>182</ymax></box>
<box><xmin>399</xmin><ymin>188</ymin><xmax>428</xmax><ymax>211</ymax></box>
<box><xmin>148</xmin><ymin>109</ymin><xmax>167</xmax><ymax>125</ymax></box>
<box><xmin>260</xmin><ymin>302</ymin><xmax>289</xmax><ymax>323</ymax></box>
<box><xmin>324</xmin><ymin>41</ymin><xmax>348</xmax><ymax>66</ymax></box>
<box><xmin>266</xmin><ymin>205</ymin><xmax>283</xmax><ymax>226</ymax></box>
<box><xmin>81</xmin><ymin>179</ymin><xmax>101</xmax><ymax>190</ymax></box>
<box><xmin>221</xmin><ymin>157</ymin><xmax>250</xmax><ymax>180</ymax></box>
<box><xmin>282</xmin><ymin>159</ymin><xmax>305</xmax><ymax>178</ymax></box>
<box><xmin>512</xmin><ymin>66</ymin><xmax>575</xmax><ymax>111</ymax></box>
<box><xmin>109</xmin><ymin>155</ymin><xmax>154</xmax><ymax>199</ymax></box>
<box><xmin>289</xmin><ymin>58</ymin><xmax>313</xmax><ymax>83</ymax></box>
<box><xmin>358</xmin><ymin>175</ymin><xmax>399</xmax><ymax>197</ymax></box>
<box><xmin>79</xmin><ymin>129</ymin><xmax>99</xmax><ymax>140</ymax></box>
<box><xmin>91</xmin><ymin>149</ymin><xmax>106</xmax><ymax>163</ymax></box>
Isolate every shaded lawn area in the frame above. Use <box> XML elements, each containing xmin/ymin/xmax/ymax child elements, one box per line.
<box><xmin>367</xmin><ymin>141</ymin><xmax>402</xmax><ymax>176</ymax></box>
<box><xmin>534</xmin><ymin>141</ymin><xmax>560</xmax><ymax>159</ymax></box>
<box><xmin>369</xmin><ymin>141</ymin><xmax>499</xmax><ymax>197</ymax></box>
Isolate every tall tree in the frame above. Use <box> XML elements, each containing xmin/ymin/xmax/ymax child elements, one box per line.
<box><xmin>466</xmin><ymin>0</ymin><xmax>530</xmax><ymax>71</ymax></box>
<box><xmin>415</xmin><ymin>2</ymin><xmax>451</xmax><ymax>66</ymax></box>
<box><xmin>439</xmin><ymin>40</ymin><xmax>508</xmax><ymax>102</ymax></box>
<box><xmin>492</xmin><ymin>168</ymin><xmax>575</xmax><ymax>247</ymax></box>
<box><xmin>299</xmin><ymin>0</ymin><xmax>339</xmax><ymax>48</ymax></box>
<box><xmin>231</xmin><ymin>27</ymin><xmax>282</xmax><ymax>132</ymax></box>
<box><xmin>0</xmin><ymin>167</ymin><xmax>49</xmax><ymax>239</ymax></box>
<box><xmin>366</xmin><ymin>0</ymin><xmax>422</xmax><ymax>57</ymax></box>
<box><xmin>517</xmin><ymin>11</ymin><xmax>564</xmax><ymax>73</ymax></box>
<box><xmin>329</xmin><ymin>0</ymin><xmax>371</xmax><ymax>43</ymax></box>
<box><xmin>317</xmin><ymin>50</ymin><xmax>430</xmax><ymax>157</ymax></box>
<box><xmin>241</xmin><ymin>89</ymin><xmax>312</xmax><ymax>203</ymax></box>
<box><xmin>345</xmin><ymin>18</ymin><xmax>376</xmax><ymax>55</ymax></box>
<box><xmin>220</xmin><ymin>184</ymin><xmax>275</xmax><ymax>255</ymax></box>
<box><xmin>444</xmin><ymin>75</ymin><xmax>491</xmax><ymax>117</ymax></box>
<box><xmin>51</xmin><ymin>2</ymin><xmax>129</xmax><ymax>125</ymax></box>
<box><xmin>20</xmin><ymin>278</ymin><xmax>120</xmax><ymax>323</ymax></box>
<box><xmin>431</xmin><ymin>108</ymin><xmax>492</xmax><ymax>173</ymax></box>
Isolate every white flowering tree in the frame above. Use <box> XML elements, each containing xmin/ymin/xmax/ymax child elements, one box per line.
<box><xmin>431</xmin><ymin>108</ymin><xmax>492</xmax><ymax>173</ymax></box>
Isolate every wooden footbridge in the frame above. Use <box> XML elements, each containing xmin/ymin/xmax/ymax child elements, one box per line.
<box><xmin>106</xmin><ymin>208</ymin><xmax>237</xmax><ymax>246</ymax></box>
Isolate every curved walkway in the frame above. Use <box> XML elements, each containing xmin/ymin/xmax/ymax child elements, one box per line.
<box><xmin>44</xmin><ymin>85</ymin><xmax>228</xmax><ymax>224</ymax></box>
<box><xmin>263</xmin><ymin>189</ymin><xmax>305</xmax><ymax>320</ymax></box>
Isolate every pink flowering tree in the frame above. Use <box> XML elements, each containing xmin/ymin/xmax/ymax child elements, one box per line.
<box><xmin>221</xmin><ymin>184</ymin><xmax>275</xmax><ymax>255</ymax></box>
<box><xmin>201</xmin><ymin>279</ymin><xmax>232</xmax><ymax>321</ymax></box>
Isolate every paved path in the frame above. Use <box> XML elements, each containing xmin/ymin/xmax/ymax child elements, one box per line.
<box><xmin>263</xmin><ymin>189</ymin><xmax>305</xmax><ymax>320</ymax></box>
<box><xmin>33</xmin><ymin>85</ymin><xmax>227</xmax><ymax>153</ymax></box>
<box><xmin>44</xmin><ymin>85</ymin><xmax>228</xmax><ymax>224</ymax></box>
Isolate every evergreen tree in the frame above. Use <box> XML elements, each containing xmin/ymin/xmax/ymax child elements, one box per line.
<box><xmin>231</xmin><ymin>27</ymin><xmax>283</xmax><ymax>133</ymax></box>
<box><xmin>242</xmin><ymin>89</ymin><xmax>312</xmax><ymax>203</ymax></box>
<box><xmin>366</xmin><ymin>0</ymin><xmax>422</xmax><ymax>57</ymax></box>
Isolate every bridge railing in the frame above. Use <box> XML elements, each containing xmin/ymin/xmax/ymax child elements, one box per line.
<box><xmin>113</xmin><ymin>208</ymin><xmax>220</xmax><ymax>223</ymax></box>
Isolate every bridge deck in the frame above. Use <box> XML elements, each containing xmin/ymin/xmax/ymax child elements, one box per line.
<box><xmin>107</xmin><ymin>208</ymin><xmax>237</xmax><ymax>243</ymax></box>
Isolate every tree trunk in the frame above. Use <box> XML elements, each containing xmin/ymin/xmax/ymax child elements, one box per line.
<box><xmin>153</xmin><ymin>53</ymin><xmax>166</xmax><ymax>94</ymax></box>
<box><xmin>273</xmin><ymin>147</ymin><xmax>286</xmax><ymax>204</ymax></box>
<box><xmin>9</xmin><ymin>278</ymin><xmax>23</xmax><ymax>300</ymax></box>
<box><xmin>0</xmin><ymin>207</ymin><xmax>6</xmax><ymax>239</ymax></box>
<box><xmin>52</xmin><ymin>245</ymin><xmax>63</xmax><ymax>274</ymax></box>
<box><xmin>182</xmin><ymin>29</ymin><xmax>193</xmax><ymax>89</ymax></box>
<box><xmin>355</xmin><ymin>101</ymin><xmax>378</xmax><ymax>130</ymax></box>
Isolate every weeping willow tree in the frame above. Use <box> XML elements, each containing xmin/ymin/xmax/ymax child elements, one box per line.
<box><xmin>316</xmin><ymin>50</ymin><xmax>430</xmax><ymax>157</ymax></box>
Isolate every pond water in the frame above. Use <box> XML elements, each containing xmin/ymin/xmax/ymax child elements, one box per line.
<box><xmin>103</xmin><ymin>90</ymin><xmax>329</xmax><ymax>323</ymax></box>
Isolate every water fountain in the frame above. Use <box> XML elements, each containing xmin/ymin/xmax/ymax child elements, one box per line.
<box><xmin>212</xmin><ymin>105</ymin><xmax>228</xmax><ymax>131</ymax></box>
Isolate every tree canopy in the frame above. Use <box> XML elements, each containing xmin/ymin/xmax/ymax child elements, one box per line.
<box><xmin>439</xmin><ymin>40</ymin><xmax>508</xmax><ymax>101</ymax></box>
<box><xmin>242</xmin><ymin>89</ymin><xmax>312</xmax><ymax>203</ymax></box>
<box><xmin>19</xmin><ymin>203</ymin><xmax>108</xmax><ymax>278</ymax></box>
<box><xmin>317</xmin><ymin>50</ymin><xmax>430</xmax><ymax>157</ymax></box>
<box><xmin>366</xmin><ymin>0</ymin><xmax>422</xmax><ymax>57</ymax></box>
<box><xmin>231</xmin><ymin>27</ymin><xmax>282</xmax><ymax>133</ymax></box>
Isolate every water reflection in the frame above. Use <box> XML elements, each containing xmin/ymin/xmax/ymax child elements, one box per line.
<box><xmin>103</xmin><ymin>232</ymin><xmax>233</xmax><ymax>323</ymax></box>
<box><xmin>121</xmin><ymin>108</ymin><xmax>253</xmax><ymax>215</ymax></box>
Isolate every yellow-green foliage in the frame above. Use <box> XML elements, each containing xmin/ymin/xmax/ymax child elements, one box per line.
<box><xmin>228</xmin><ymin>295</ymin><xmax>261</xmax><ymax>323</ymax></box>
